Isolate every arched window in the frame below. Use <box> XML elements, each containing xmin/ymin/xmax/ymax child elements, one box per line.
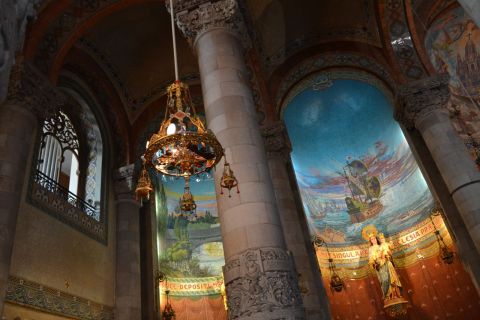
<box><xmin>34</xmin><ymin>109</ymin><xmax>101</xmax><ymax>220</ymax></box>
<box><xmin>29</xmin><ymin>84</ymin><xmax>107</xmax><ymax>242</ymax></box>
<box><xmin>37</xmin><ymin>111</ymin><xmax>80</xmax><ymax>196</ymax></box>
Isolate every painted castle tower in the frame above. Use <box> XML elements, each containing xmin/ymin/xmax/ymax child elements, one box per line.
<box><xmin>456</xmin><ymin>34</ymin><xmax>480</xmax><ymax>97</ymax></box>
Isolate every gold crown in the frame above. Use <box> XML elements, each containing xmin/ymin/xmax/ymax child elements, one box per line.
<box><xmin>361</xmin><ymin>225</ymin><xmax>378</xmax><ymax>241</ymax></box>
<box><xmin>378</xmin><ymin>233</ymin><xmax>385</xmax><ymax>239</ymax></box>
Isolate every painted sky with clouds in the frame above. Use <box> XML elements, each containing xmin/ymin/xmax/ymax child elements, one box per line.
<box><xmin>284</xmin><ymin>79</ymin><xmax>434</xmax><ymax>244</ymax></box>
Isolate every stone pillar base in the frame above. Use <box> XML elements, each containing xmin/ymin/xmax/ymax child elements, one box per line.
<box><xmin>224</xmin><ymin>247</ymin><xmax>305</xmax><ymax>320</ymax></box>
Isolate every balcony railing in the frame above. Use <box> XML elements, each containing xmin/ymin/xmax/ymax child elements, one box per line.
<box><xmin>34</xmin><ymin>170</ymin><xmax>99</xmax><ymax>220</ymax></box>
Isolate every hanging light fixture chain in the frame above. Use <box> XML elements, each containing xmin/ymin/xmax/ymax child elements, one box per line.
<box><xmin>169</xmin><ymin>0</ymin><xmax>179</xmax><ymax>81</ymax></box>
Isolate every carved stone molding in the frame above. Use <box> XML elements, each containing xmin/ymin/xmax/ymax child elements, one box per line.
<box><xmin>6</xmin><ymin>63</ymin><xmax>65</xmax><ymax>118</ymax></box>
<box><xmin>5</xmin><ymin>275</ymin><xmax>114</xmax><ymax>320</ymax></box>
<box><xmin>175</xmin><ymin>0</ymin><xmax>249</xmax><ymax>48</ymax></box>
<box><xmin>395</xmin><ymin>73</ymin><xmax>451</xmax><ymax>129</ymax></box>
<box><xmin>28</xmin><ymin>174</ymin><xmax>107</xmax><ymax>243</ymax></box>
<box><xmin>385</xmin><ymin>0</ymin><xmax>427</xmax><ymax>80</ymax></box>
<box><xmin>114</xmin><ymin>164</ymin><xmax>137</xmax><ymax>202</ymax></box>
<box><xmin>224</xmin><ymin>247</ymin><xmax>305</xmax><ymax>319</ymax></box>
<box><xmin>262</xmin><ymin>122</ymin><xmax>292</xmax><ymax>162</ymax></box>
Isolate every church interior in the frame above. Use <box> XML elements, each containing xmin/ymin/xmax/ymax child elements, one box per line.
<box><xmin>2</xmin><ymin>0</ymin><xmax>480</xmax><ymax>319</ymax></box>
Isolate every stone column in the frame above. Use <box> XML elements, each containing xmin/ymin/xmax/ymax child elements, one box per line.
<box><xmin>0</xmin><ymin>0</ymin><xmax>41</xmax><ymax>104</ymax></box>
<box><xmin>114</xmin><ymin>164</ymin><xmax>142</xmax><ymax>320</ymax></box>
<box><xmin>176</xmin><ymin>1</ymin><xmax>305</xmax><ymax>319</ymax></box>
<box><xmin>0</xmin><ymin>63</ymin><xmax>61</xmax><ymax>315</ymax></box>
<box><xmin>262</xmin><ymin>123</ymin><xmax>330</xmax><ymax>320</ymax></box>
<box><xmin>397</xmin><ymin>74</ymin><xmax>480</xmax><ymax>254</ymax></box>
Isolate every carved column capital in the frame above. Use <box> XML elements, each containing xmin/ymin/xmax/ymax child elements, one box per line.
<box><xmin>223</xmin><ymin>247</ymin><xmax>304</xmax><ymax>319</ymax></box>
<box><xmin>114</xmin><ymin>164</ymin><xmax>138</xmax><ymax>203</ymax></box>
<box><xmin>395</xmin><ymin>73</ymin><xmax>451</xmax><ymax>129</ymax></box>
<box><xmin>6</xmin><ymin>63</ymin><xmax>65</xmax><ymax>118</ymax></box>
<box><xmin>262</xmin><ymin>122</ymin><xmax>292</xmax><ymax>162</ymax></box>
<box><xmin>173</xmin><ymin>0</ymin><xmax>250</xmax><ymax>48</ymax></box>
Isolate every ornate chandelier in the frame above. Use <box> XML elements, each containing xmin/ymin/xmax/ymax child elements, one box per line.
<box><xmin>135</xmin><ymin>0</ymin><xmax>232</xmax><ymax>210</ymax></box>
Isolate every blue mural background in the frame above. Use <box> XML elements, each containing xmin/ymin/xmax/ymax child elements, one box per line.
<box><xmin>284</xmin><ymin>79</ymin><xmax>434</xmax><ymax>245</ymax></box>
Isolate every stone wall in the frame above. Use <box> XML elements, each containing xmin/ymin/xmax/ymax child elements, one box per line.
<box><xmin>2</xmin><ymin>142</ymin><xmax>116</xmax><ymax>318</ymax></box>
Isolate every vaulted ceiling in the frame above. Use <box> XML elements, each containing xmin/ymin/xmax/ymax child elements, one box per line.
<box><xmin>23</xmin><ymin>0</ymin><xmax>455</xmax><ymax>160</ymax></box>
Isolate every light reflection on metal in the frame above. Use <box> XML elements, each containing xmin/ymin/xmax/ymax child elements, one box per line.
<box><xmin>179</xmin><ymin>175</ymin><xmax>197</xmax><ymax>215</ymax></box>
<box><xmin>136</xmin><ymin>0</ymin><xmax>225</xmax><ymax>206</ymax></box>
<box><xmin>135</xmin><ymin>163</ymin><xmax>153</xmax><ymax>202</ymax></box>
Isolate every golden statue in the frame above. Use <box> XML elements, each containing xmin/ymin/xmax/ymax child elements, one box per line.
<box><xmin>220</xmin><ymin>282</ymin><xmax>228</xmax><ymax>311</ymax></box>
<box><xmin>363</xmin><ymin>225</ymin><xmax>408</xmax><ymax>318</ymax></box>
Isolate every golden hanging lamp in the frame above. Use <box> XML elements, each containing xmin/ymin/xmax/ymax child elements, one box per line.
<box><xmin>220</xmin><ymin>162</ymin><xmax>239</xmax><ymax>197</ymax></box>
<box><xmin>143</xmin><ymin>81</ymin><xmax>224</xmax><ymax>178</ymax></box>
<box><xmin>135</xmin><ymin>0</ymin><xmax>228</xmax><ymax>204</ymax></box>
<box><xmin>179</xmin><ymin>175</ymin><xmax>197</xmax><ymax>215</ymax></box>
<box><xmin>135</xmin><ymin>164</ymin><xmax>154</xmax><ymax>201</ymax></box>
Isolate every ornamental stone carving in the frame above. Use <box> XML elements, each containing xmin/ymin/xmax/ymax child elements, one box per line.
<box><xmin>224</xmin><ymin>247</ymin><xmax>305</xmax><ymax>320</ymax></box>
<box><xmin>262</xmin><ymin>122</ymin><xmax>292</xmax><ymax>161</ymax></box>
<box><xmin>114</xmin><ymin>164</ymin><xmax>137</xmax><ymax>201</ymax></box>
<box><xmin>6</xmin><ymin>63</ymin><xmax>65</xmax><ymax>117</ymax></box>
<box><xmin>395</xmin><ymin>73</ymin><xmax>451</xmax><ymax>129</ymax></box>
<box><xmin>175</xmin><ymin>0</ymin><xmax>249</xmax><ymax>47</ymax></box>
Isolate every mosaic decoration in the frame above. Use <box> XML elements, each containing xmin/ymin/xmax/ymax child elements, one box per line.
<box><xmin>284</xmin><ymin>79</ymin><xmax>435</xmax><ymax>245</ymax></box>
<box><xmin>161</xmin><ymin>276</ymin><xmax>224</xmax><ymax>297</ymax></box>
<box><xmin>281</xmin><ymin>70</ymin><xmax>394</xmax><ymax>117</ymax></box>
<box><xmin>257</xmin><ymin>0</ymin><xmax>381</xmax><ymax>75</ymax></box>
<box><xmin>33</xmin><ymin>0</ymin><xmax>122</xmax><ymax>74</ymax></box>
<box><xmin>385</xmin><ymin>0</ymin><xmax>427</xmax><ymax>80</ymax></box>
<box><xmin>76</xmin><ymin>38</ymin><xmax>200</xmax><ymax>121</ymax></box>
<box><xmin>315</xmin><ymin>214</ymin><xmax>450</xmax><ymax>275</ymax></box>
<box><xmin>425</xmin><ymin>6</ymin><xmax>480</xmax><ymax>168</ymax></box>
<box><xmin>5</xmin><ymin>276</ymin><xmax>114</xmax><ymax>320</ymax></box>
<box><xmin>155</xmin><ymin>176</ymin><xmax>224</xmax><ymax>297</ymax></box>
<box><xmin>275</xmin><ymin>53</ymin><xmax>395</xmax><ymax>110</ymax></box>
<box><xmin>426</xmin><ymin>6</ymin><xmax>480</xmax><ymax>97</ymax></box>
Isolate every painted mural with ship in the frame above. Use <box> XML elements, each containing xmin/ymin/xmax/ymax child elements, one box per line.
<box><xmin>342</xmin><ymin>159</ymin><xmax>383</xmax><ymax>223</ymax></box>
<box><xmin>284</xmin><ymin>79</ymin><xmax>435</xmax><ymax>245</ymax></box>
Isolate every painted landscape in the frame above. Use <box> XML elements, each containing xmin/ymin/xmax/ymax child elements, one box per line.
<box><xmin>284</xmin><ymin>79</ymin><xmax>435</xmax><ymax>245</ymax></box>
<box><xmin>155</xmin><ymin>176</ymin><xmax>225</xmax><ymax>278</ymax></box>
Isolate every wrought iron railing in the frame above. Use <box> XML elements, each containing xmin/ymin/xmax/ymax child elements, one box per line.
<box><xmin>34</xmin><ymin>170</ymin><xmax>99</xmax><ymax>220</ymax></box>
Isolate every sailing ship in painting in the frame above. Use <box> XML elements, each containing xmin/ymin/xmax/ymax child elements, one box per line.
<box><xmin>342</xmin><ymin>159</ymin><xmax>383</xmax><ymax>223</ymax></box>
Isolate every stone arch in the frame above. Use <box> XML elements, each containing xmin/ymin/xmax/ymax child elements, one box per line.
<box><xmin>275</xmin><ymin>54</ymin><xmax>396</xmax><ymax>120</ymax></box>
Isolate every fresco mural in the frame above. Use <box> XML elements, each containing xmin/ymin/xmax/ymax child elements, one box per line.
<box><xmin>284</xmin><ymin>79</ymin><xmax>435</xmax><ymax>245</ymax></box>
<box><xmin>155</xmin><ymin>175</ymin><xmax>225</xmax><ymax>287</ymax></box>
<box><xmin>425</xmin><ymin>6</ymin><xmax>480</xmax><ymax>168</ymax></box>
<box><xmin>426</xmin><ymin>6</ymin><xmax>480</xmax><ymax>98</ymax></box>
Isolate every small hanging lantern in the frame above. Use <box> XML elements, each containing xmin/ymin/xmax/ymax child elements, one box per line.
<box><xmin>135</xmin><ymin>165</ymin><xmax>153</xmax><ymax>201</ymax></box>
<box><xmin>312</xmin><ymin>236</ymin><xmax>344</xmax><ymax>292</ymax></box>
<box><xmin>220</xmin><ymin>162</ymin><xmax>239</xmax><ymax>197</ymax></box>
<box><xmin>329</xmin><ymin>259</ymin><xmax>344</xmax><ymax>293</ymax></box>
<box><xmin>179</xmin><ymin>176</ymin><xmax>196</xmax><ymax>215</ymax></box>
<box><xmin>158</xmin><ymin>271</ymin><xmax>176</xmax><ymax>320</ymax></box>
<box><xmin>430</xmin><ymin>209</ymin><xmax>454</xmax><ymax>264</ymax></box>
